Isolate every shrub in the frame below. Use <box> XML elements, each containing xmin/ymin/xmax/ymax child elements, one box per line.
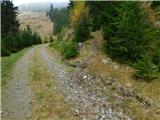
<box><xmin>50</xmin><ymin>35</ymin><xmax>53</xmax><ymax>42</ymax></box>
<box><xmin>1</xmin><ymin>44</ymin><xmax>11</xmax><ymax>56</ymax></box>
<box><xmin>148</xmin><ymin>28</ymin><xmax>160</xmax><ymax>71</ymax></box>
<box><xmin>50</xmin><ymin>38</ymin><xmax>62</xmax><ymax>51</ymax></box>
<box><xmin>50</xmin><ymin>38</ymin><xmax>79</xmax><ymax>59</ymax></box>
<box><xmin>61</xmin><ymin>41</ymin><xmax>79</xmax><ymax>59</ymax></box>
<box><xmin>151</xmin><ymin>1</ymin><xmax>160</xmax><ymax>9</ymax></box>
<box><xmin>1</xmin><ymin>28</ymin><xmax>41</xmax><ymax>56</ymax></box>
<box><xmin>134</xmin><ymin>57</ymin><xmax>159</xmax><ymax>81</ymax></box>
<box><xmin>152</xmin><ymin>49</ymin><xmax>160</xmax><ymax>71</ymax></box>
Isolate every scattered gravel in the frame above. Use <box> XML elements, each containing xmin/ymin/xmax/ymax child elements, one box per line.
<box><xmin>1</xmin><ymin>44</ymin><xmax>132</xmax><ymax>120</ymax></box>
<box><xmin>40</xmin><ymin>45</ymin><xmax>132</xmax><ymax>120</ymax></box>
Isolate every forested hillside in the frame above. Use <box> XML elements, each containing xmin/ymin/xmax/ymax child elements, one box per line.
<box><xmin>19</xmin><ymin>2</ymin><xmax>68</xmax><ymax>12</ymax></box>
<box><xmin>50</xmin><ymin>1</ymin><xmax>160</xmax><ymax>81</ymax></box>
<box><xmin>47</xmin><ymin>4</ymin><xmax>70</xmax><ymax>34</ymax></box>
<box><xmin>48</xmin><ymin>2</ymin><xmax>160</xmax><ymax>119</ymax></box>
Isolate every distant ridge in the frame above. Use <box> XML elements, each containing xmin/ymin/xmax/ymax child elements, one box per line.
<box><xmin>19</xmin><ymin>2</ymin><xmax>69</xmax><ymax>12</ymax></box>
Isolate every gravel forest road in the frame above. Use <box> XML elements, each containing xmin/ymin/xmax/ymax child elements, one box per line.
<box><xmin>2</xmin><ymin>44</ymin><xmax>131</xmax><ymax>120</ymax></box>
<box><xmin>2</xmin><ymin>47</ymin><xmax>36</xmax><ymax>120</ymax></box>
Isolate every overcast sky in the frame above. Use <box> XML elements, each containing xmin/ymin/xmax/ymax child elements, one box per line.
<box><xmin>13</xmin><ymin>0</ymin><xmax>69</xmax><ymax>6</ymax></box>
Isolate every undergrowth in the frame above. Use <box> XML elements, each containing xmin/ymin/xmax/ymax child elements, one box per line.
<box><xmin>50</xmin><ymin>38</ymin><xmax>79</xmax><ymax>59</ymax></box>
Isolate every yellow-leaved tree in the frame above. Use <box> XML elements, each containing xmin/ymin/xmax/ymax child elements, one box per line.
<box><xmin>70</xmin><ymin>1</ymin><xmax>90</xmax><ymax>42</ymax></box>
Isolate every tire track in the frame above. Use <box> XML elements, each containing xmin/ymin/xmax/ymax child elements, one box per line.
<box><xmin>2</xmin><ymin>47</ymin><xmax>36</xmax><ymax>120</ymax></box>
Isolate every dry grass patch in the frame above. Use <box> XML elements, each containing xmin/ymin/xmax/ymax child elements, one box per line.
<box><xmin>18</xmin><ymin>12</ymin><xmax>53</xmax><ymax>41</ymax></box>
<box><xmin>48</xmin><ymin>29</ymin><xmax>160</xmax><ymax>119</ymax></box>
<box><xmin>88</xmin><ymin>51</ymin><xmax>160</xmax><ymax>120</ymax></box>
<box><xmin>69</xmin><ymin>30</ymin><xmax>160</xmax><ymax>120</ymax></box>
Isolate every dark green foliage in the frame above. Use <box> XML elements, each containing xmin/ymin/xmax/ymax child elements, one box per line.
<box><xmin>1</xmin><ymin>1</ymin><xmax>41</xmax><ymax>56</ymax></box>
<box><xmin>152</xmin><ymin>49</ymin><xmax>160</xmax><ymax>71</ymax></box>
<box><xmin>50</xmin><ymin>1</ymin><xmax>160</xmax><ymax>80</ymax></box>
<box><xmin>102</xmin><ymin>2</ymin><xmax>152</xmax><ymax>62</ymax></box>
<box><xmin>101</xmin><ymin>1</ymin><xmax>160</xmax><ymax>80</ymax></box>
<box><xmin>20</xmin><ymin>28</ymin><xmax>41</xmax><ymax>47</ymax></box>
<box><xmin>151</xmin><ymin>1</ymin><xmax>160</xmax><ymax>9</ymax></box>
<box><xmin>2</xmin><ymin>27</ymin><xmax>41</xmax><ymax>56</ymax></box>
<box><xmin>61</xmin><ymin>41</ymin><xmax>79</xmax><ymax>59</ymax></box>
<box><xmin>67</xmin><ymin>1</ymin><xmax>74</xmax><ymax>10</ymax></box>
<box><xmin>50</xmin><ymin>39</ymin><xmax>79</xmax><ymax>59</ymax></box>
<box><xmin>50</xmin><ymin>36</ymin><xmax>54</xmax><ymax>42</ymax></box>
<box><xmin>1</xmin><ymin>0</ymin><xmax>20</xmax><ymax>55</ymax></box>
<box><xmin>1</xmin><ymin>42</ymin><xmax>11</xmax><ymax>56</ymax></box>
<box><xmin>134</xmin><ymin>57</ymin><xmax>159</xmax><ymax>81</ymax></box>
<box><xmin>86</xmin><ymin>1</ymin><xmax>107</xmax><ymax>31</ymax></box>
<box><xmin>151</xmin><ymin>30</ymin><xmax>160</xmax><ymax>71</ymax></box>
<box><xmin>87</xmin><ymin>1</ymin><xmax>160</xmax><ymax>80</ymax></box>
<box><xmin>100</xmin><ymin>1</ymin><xmax>160</xmax><ymax>80</ymax></box>
<box><xmin>1</xmin><ymin>1</ymin><xmax>20</xmax><ymax>37</ymax></box>
<box><xmin>73</xmin><ymin>16</ymin><xmax>90</xmax><ymax>42</ymax></box>
<box><xmin>48</xmin><ymin>5</ymin><xmax>70</xmax><ymax>34</ymax></box>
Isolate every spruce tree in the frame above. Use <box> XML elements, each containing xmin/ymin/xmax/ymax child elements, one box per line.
<box><xmin>102</xmin><ymin>2</ymin><xmax>152</xmax><ymax>62</ymax></box>
<box><xmin>48</xmin><ymin>6</ymin><xmax>69</xmax><ymax>34</ymax></box>
<box><xmin>1</xmin><ymin>0</ymin><xmax>20</xmax><ymax>56</ymax></box>
<box><xmin>1</xmin><ymin>0</ymin><xmax>19</xmax><ymax>37</ymax></box>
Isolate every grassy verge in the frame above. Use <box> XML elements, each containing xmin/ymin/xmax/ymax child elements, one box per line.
<box><xmin>1</xmin><ymin>47</ymin><xmax>30</xmax><ymax>86</ymax></box>
<box><xmin>29</xmin><ymin>49</ymin><xmax>78</xmax><ymax>120</ymax></box>
<box><xmin>88</xmin><ymin>52</ymin><xmax>160</xmax><ymax>120</ymax></box>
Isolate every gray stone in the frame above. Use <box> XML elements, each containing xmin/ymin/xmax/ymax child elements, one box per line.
<box><xmin>101</xmin><ymin>59</ymin><xmax>109</xmax><ymax>64</ymax></box>
<box><xmin>83</xmin><ymin>75</ymin><xmax>87</xmax><ymax>79</ymax></box>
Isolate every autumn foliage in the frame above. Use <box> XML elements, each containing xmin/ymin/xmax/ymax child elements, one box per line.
<box><xmin>70</xmin><ymin>1</ymin><xmax>90</xmax><ymax>42</ymax></box>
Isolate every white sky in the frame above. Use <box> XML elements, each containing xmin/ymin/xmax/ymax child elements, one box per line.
<box><xmin>13</xmin><ymin>0</ymin><xmax>69</xmax><ymax>5</ymax></box>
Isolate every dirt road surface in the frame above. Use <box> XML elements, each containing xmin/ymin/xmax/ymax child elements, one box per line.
<box><xmin>2</xmin><ymin>45</ymin><xmax>132</xmax><ymax>120</ymax></box>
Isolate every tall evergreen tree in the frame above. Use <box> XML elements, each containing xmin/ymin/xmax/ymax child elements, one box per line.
<box><xmin>48</xmin><ymin>5</ymin><xmax>69</xmax><ymax>34</ymax></box>
<box><xmin>70</xmin><ymin>1</ymin><xmax>90</xmax><ymax>42</ymax></box>
<box><xmin>86</xmin><ymin>1</ymin><xmax>107</xmax><ymax>31</ymax></box>
<box><xmin>1</xmin><ymin>1</ymin><xmax>42</xmax><ymax>56</ymax></box>
<box><xmin>1</xmin><ymin>0</ymin><xmax>20</xmax><ymax>37</ymax></box>
<box><xmin>102</xmin><ymin>2</ymin><xmax>152</xmax><ymax>62</ymax></box>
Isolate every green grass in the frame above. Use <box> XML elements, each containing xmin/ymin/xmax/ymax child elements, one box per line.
<box><xmin>1</xmin><ymin>47</ymin><xmax>30</xmax><ymax>86</ymax></box>
<box><xmin>35</xmin><ymin>92</ymin><xmax>44</xmax><ymax>101</ymax></box>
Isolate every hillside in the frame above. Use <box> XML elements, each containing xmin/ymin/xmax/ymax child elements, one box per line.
<box><xmin>18</xmin><ymin>12</ymin><xmax>53</xmax><ymax>41</ymax></box>
<box><xmin>2</xmin><ymin>1</ymin><xmax>160</xmax><ymax>120</ymax></box>
<box><xmin>19</xmin><ymin>2</ymin><xmax>68</xmax><ymax>12</ymax></box>
<box><xmin>50</xmin><ymin>29</ymin><xmax>160</xmax><ymax>120</ymax></box>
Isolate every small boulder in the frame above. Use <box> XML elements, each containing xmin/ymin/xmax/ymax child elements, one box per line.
<box><xmin>74</xmin><ymin>109</ymin><xmax>79</xmax><ymax>116</ymax></box>
<box><xmin>112</xmin><ymin>63</ymin><xmax>119</xmax><ymax>70</ymax></box>
<box><xmin>75</xmin><ymin>91</ymin><xmax>78</xmax><ymax>94</ymax></box>
<box><xmin>83</xmin><ymin>75</ymin><xmax>87</xmax><ymax>79</ymax></box>
<box><xmin>101</xmin><ymin>59</ymin><xmax>108</xmax><ymax>64</ymax></box>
